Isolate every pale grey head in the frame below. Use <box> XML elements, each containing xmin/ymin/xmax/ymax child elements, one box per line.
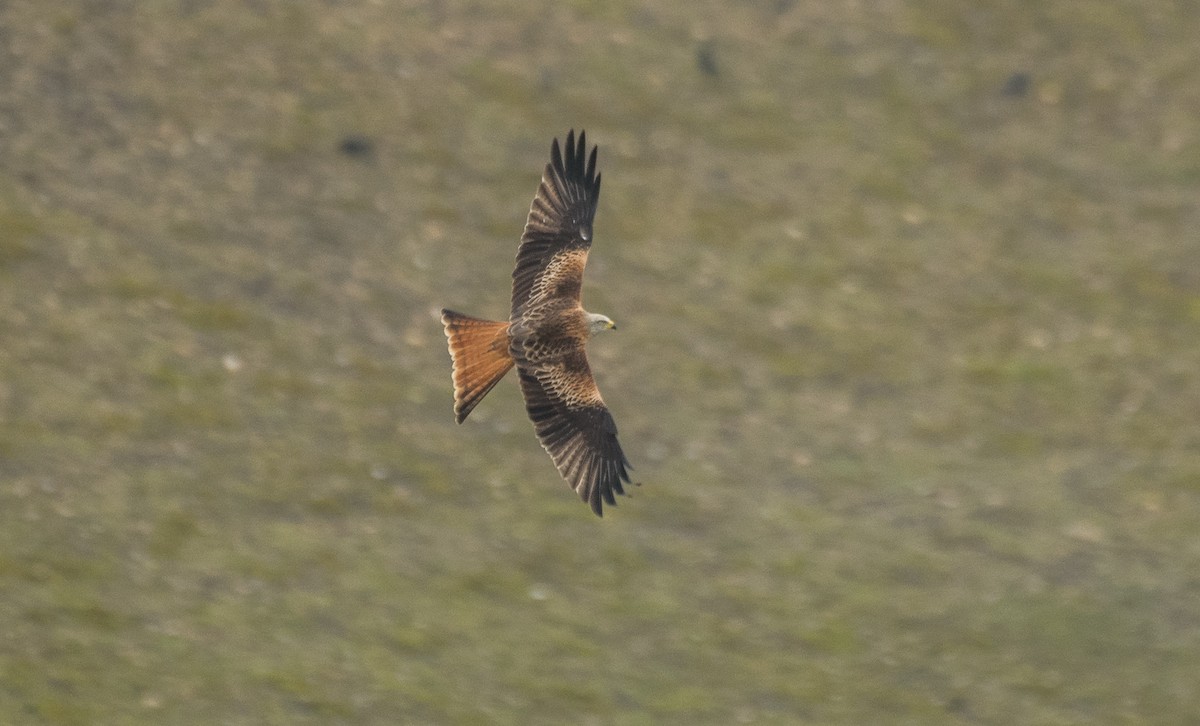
<box><xmin>585</xmin><ymin>312</ymin><xmax>617</xmax><ymax>335</ymax></box>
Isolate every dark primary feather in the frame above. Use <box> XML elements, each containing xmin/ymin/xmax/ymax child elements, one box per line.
<box><xmin>517</xmin><ymin>364</ymin><xmax>632</xmax><ymax>516</ymax></box>
<box><xmin>511</xmin><ymin>129</ymin><xmax>602</xmax><ymax>317</ymax></box>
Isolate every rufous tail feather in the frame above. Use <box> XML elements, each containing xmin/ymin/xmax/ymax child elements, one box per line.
<box><xmin>440</xmin><ymin>309</ymin><xmax>514</xmax><ymax>423</ymax></box>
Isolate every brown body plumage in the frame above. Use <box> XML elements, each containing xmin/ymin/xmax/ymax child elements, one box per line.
<box><xmin>440</xmin><ymin>130</ymin><xmax>633</xmax><ymax>516</ymax></box>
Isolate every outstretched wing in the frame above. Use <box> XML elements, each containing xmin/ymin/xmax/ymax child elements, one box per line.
<box><xmin>511</xmin><ymin>129</ymin><xmax>601</xmax><ymax>318</ymax></box>
<box><xmin>516</xmin><ymin>353</ymin><xmax>632</xmax><ymax>517</ymax></box>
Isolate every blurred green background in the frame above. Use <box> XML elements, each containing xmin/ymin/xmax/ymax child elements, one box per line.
<box><xmin>2</xmin><ymin>1</ymin><xmax>1198</xmax><ymax>723</ymax></box>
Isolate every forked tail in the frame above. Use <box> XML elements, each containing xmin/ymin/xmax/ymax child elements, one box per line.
<box><xmin>440</xmin><ymin>309</ymin><xmax>515</xmax><ymax>423</ymax></box>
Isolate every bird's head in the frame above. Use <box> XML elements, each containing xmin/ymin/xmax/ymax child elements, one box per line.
<box><xmin>586</xmin><ymin>312</ymin><xmax>617</xmax><ymax>336</ymax></box>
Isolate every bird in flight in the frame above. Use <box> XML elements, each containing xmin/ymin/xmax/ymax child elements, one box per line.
<box><xmin>440</xmin><ymin>130</ymin><xmax>633</xmax><ymax>516</ymax></box>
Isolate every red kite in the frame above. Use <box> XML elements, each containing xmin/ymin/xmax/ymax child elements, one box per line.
<box><xmin>441</xmin><ymin>130</ymin><xmax>633</xmax><ymax>516</ymax></box>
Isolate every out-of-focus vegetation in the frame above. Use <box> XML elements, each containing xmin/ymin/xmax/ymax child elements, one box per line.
<box><xmin>1</xmin><ymin>1</ymin><xmax>1198</xmax><ymax>723</ymax></box>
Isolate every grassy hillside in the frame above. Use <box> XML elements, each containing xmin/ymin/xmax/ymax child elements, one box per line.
<box><xmin>1</xmin><ymin>1</ymin><xmax>1198</xmax><ymax>723</ymax></box>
